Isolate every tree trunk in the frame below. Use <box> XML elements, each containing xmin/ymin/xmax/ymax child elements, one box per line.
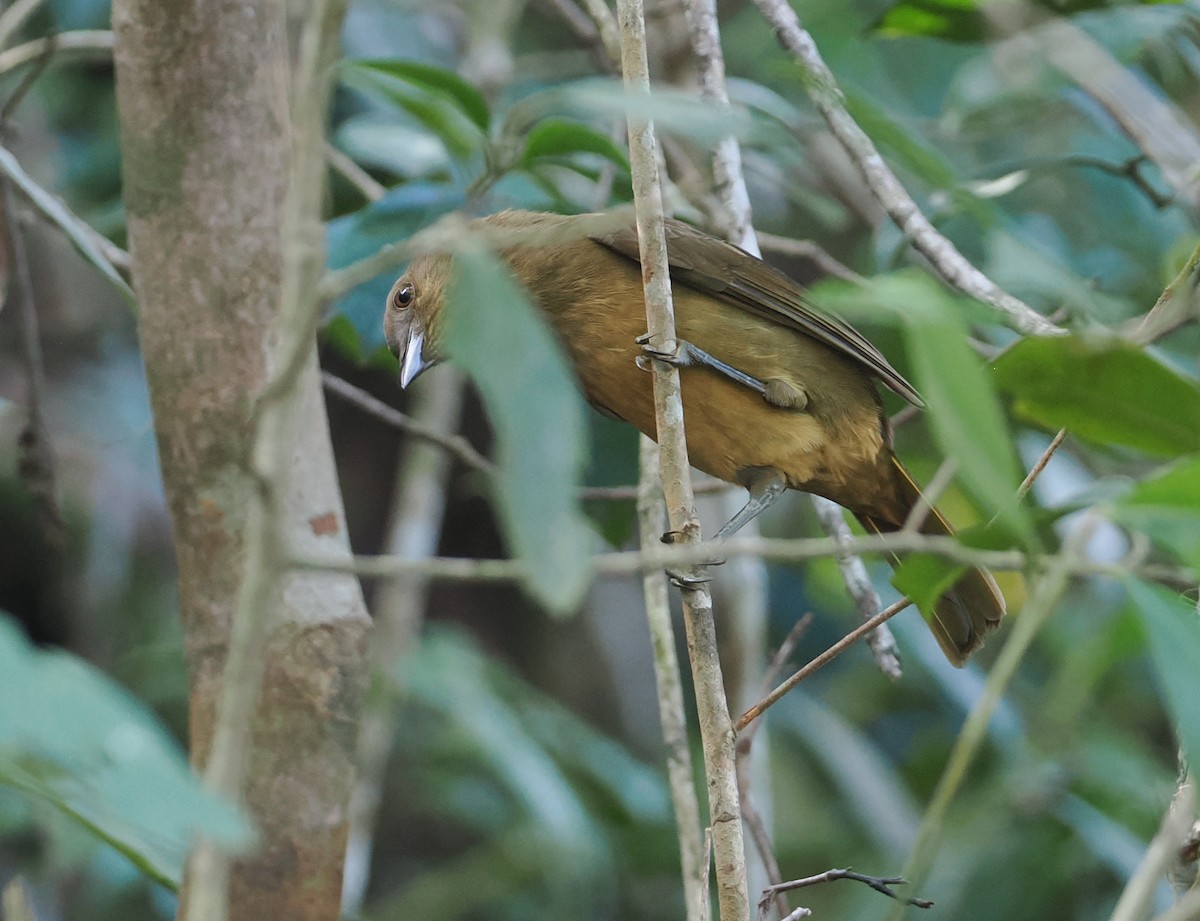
<box><xmin>111</xmin><ymin>1</ymin><xmax>369</xmax><ymax>918</ymax></box>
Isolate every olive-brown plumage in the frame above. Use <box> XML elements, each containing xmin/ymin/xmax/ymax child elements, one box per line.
<box><xmin>385</xmin><ymin>210</ymin><xmax>1005</xmax><ymax>665</ymax></box>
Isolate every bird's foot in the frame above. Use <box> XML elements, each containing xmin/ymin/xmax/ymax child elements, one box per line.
<box><xmin>634</xmin><ymin>334</ymin><xmax>777</xmax><ymax>404</ymax></box>
<box><xmin>661</xmin><ymin>528</ymin><xmax>725</xmax><ymax>587</ymax></box>
<box><xmin>634</xmin><ymin>334</ymin><xmax>705</xmax><ymax>372</ymax></box>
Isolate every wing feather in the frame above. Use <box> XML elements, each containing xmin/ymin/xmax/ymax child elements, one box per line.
<box><xmin>591</xmin><ymin>219</ymin><xmax>923</xmax><ymax>407</ymax></box>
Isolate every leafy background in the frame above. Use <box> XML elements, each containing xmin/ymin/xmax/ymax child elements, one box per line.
<box><xmin>0</xmin><ymin>0</ymin><xmax>1199</xmax><ymax>919</ymax></box>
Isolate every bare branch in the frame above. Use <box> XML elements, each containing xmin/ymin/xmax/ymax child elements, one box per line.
<box><xmin>757</xmin><ymin>231</ymin><xmax>864</xmax><ymax>283</ymax></box>
<box><xmin>615</xmin><ymin>0</ymin><xmax>748</xmax><ymax>916</ymax></box>
<box><xmin>736</xmin><ymin>597</ymin><xmax>912</xmax><ymax>733</ymax></box>
<box><xmin>760</xmin><ymin>868</ymin><xmax>933</xmax><ymax>916</ymax></box>
<box><xmin>1108</xmin><ymin>775</ymin><xmax>1196</xmax><ymax>921</ymax></box>
<box><xmin>811</xmin><ymin>497</ymin><xmax>903</xmax><ymax>679</ymax></box>
<box><xmin>0</xmin><ymin>30</ymin><xmax>114</xmax><ymax>75</ymax></box>
<box><xmin>325</xmin><ymin>141</ymin><xmax>385</xmax><ymax>203</ymax></box>
<box><xmin>342</xmin><ymin>371</ymin><xmax>464</xmax><ymax>917</ymax></box>
<box><xmin>1017</xmin><ymin>429</ymin><xmax>1067</xmax><ymax>501</ymax></box>
<box><xmin>321</xmin><ymin>371</ymin><xmax>494</xmax><ymax>476</ymax></box>
<box><xmin>0</xmin><ymin>0</ymin><xmax>45</xmax><ymax>49</ymax></box>
<box><xmin>638</xmin><ymin>437</ymin><xmax>708</xmax><ymax>921</ymax></box>
<box><xmin>750</xmin><ymin>0</ymin><xmax>1062</xmax><ymax>337</ymax></box>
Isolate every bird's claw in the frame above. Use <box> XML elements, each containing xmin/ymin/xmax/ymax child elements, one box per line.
<box><xmin>666</xmin><ymin>566</ymin><xmax>713</xmax><ymax>587</ymax></box>
<box><xmin>635</xmin><ymin>333</ymin><xmax>695</xmax><ymax>371</ymax></box>
<box><xmin>661</xmin><ymin>529</ymin><xmax>725</xmax><ymax>585</ymax></box>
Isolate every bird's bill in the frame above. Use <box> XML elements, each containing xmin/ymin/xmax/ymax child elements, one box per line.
<box><xmin>398</xmin><ymin>326</ymin><xmax>430</xmax><ymax>388</ymax></box>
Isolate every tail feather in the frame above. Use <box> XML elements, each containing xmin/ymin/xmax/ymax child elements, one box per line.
<box><xmin>856</xmin><ymin>455</ymin><xmax>1006</xmax><ymax>667</ymax></box>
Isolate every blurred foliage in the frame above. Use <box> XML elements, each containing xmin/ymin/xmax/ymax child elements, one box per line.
<box><xmin>0</xmin><ymin>0</ymin><xmax>1198</xmax><ymax>919</ymax></box>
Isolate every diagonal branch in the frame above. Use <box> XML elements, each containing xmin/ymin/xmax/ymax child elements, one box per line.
<box><xmin>750</xmin><ymin>0</ymin><xmax>1062</xmax><ymax>337</ymax></box>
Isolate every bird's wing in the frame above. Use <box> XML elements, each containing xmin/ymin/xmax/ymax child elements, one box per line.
<box><xmin>590</xmin><ymin>219</ymin><xmax>924</xmax><ymax>407</ymax></box>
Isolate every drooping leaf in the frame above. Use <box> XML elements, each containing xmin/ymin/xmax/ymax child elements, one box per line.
<box><xmin>346</xmin><ymin>59</ymin><xmax>491</xmax><ymax>131</ymax></box>
<box><xmin>0</xmin><ymin>146</ymin><xmax>134</xmax><ymax>303</ymax></box>
<box><xmin>442</xmin><ymin>247</ymin><xmax>593</xmax><ymax>611</ymax></box>
<box><xmin>0</xmin><ymin>615</ymin><xmax>252</xmax><ymax>888</ymax></box>
<box><xmin>520</xmin><ymin>119</ymin><xmax>630</xmax><ymax>173</ymax></box>
<box><xmin>871</xmin><ymin>273</ymin><xmax>1030</xmax><ymax>540</ymax></box>
<box><xmin>1125</xmin><ymin>580</ymin><xmax>1200</xmax><ymax>769</ymax></box>
<box><xmin>340</xmin><ymin>60</ymin><xmax>487</xmax><ymax>159</ymax></box>
<box><xmin>892</xmin><ymin>553</ymin><xmax>967</xmax><ymax>622</ymax></box>
<box><xmin>503</xmin><ymin>79</ymin><xmax>751</xmax><ymax>149</ymax></box>
<box><xmin>992</xmin><ymin>335</ymin><xmax>1200</xmax><ymax>457</ymax></box>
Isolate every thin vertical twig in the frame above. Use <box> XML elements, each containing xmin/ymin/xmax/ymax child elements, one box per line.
<box><xmin>890</xmin><ymin>515</ymin><xmax>1099</xmax><ymax>920</ymax></box>
<box><xmin>638</xmin><ymin>436</ymin><xmax>708</xmax><ymax>921</ymax></box>
<box><xmin>341</xmin><ymin>371</ymin><xmax>465</xmax><ymax>917</ymax></box>
<box><xmin>614</xmin><ymin>0</ymin><xmax>749</xmax><ymax>917</ymax></box>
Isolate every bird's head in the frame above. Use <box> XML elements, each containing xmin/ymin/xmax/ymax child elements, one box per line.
<box><xmin>384</xmin><ymin>252</ymin><xmax>453</xmax><ymax>388</ymax></box>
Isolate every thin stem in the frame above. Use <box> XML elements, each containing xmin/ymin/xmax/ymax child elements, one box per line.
<box><xmin>341</xmin><ymin>371</ymin><xmax>463</xmax><ymax>917</ymax></box>
<box><xmin>638</xmin><ymin>437</ymin><xmax>707</xmax><ymax>921</ymax></box>
<box><xmin>1017</xmin><ymin>428</ymin><xmax>1067</xmax><ymax>500</ymax></box>
<box><xmin>0</xmin><ymin>30</ymin><xmax>114</xmax><ymax>75</ymax></box>
<box><xmin>891</xmin><ymin>515</ymin><xmax>1100</xmax><ymax>919</ymax></box>
<box><xmin>321</xmin><ymin>371</ymin><xmax>494</xmax><ymax>476</ymax></box>
<box><xmin>736</xmin><ymin>597</ymin><xmax>911</xmax><ymax>733</ymax></box>
<box><xmin>615</xmin><ymin>0</ymin><xmax>748</xmax><ymax>915</ymax></box>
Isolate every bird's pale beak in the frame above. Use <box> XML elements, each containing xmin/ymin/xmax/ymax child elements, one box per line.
<box><xmin>399</xmin><ymin>325</ymin><xmax>429</xmax><ymax>388</ymax></box>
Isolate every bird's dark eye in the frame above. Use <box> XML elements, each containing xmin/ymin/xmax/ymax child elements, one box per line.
<box><xmin>393</xmin><ymin>283</ymin><xmax>415</xmax><ymax>310</ymax></box>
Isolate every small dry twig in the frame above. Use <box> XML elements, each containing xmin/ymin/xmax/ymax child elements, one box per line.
<box><xmin>758</xmin><ymin>868</ymin><xmax>933</xmax><ymax>921</ymax></box>
<box><xmin>736</xmin><ymin>597</ymin><xmax>911</xmax><ymax>733</ymax></box>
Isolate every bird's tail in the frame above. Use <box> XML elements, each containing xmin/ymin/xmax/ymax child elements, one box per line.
<box><xmin>855</xmin><ymin>455</ymin><xmax>1006</xmax><ymax>667</ymax></box>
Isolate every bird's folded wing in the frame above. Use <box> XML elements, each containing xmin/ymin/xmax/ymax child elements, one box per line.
<box><xmin>590</xmin><ymin>220</ymin><xmax>924</xmax><ymax>407</ymax></box>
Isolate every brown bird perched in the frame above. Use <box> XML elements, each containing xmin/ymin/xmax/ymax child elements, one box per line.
<box><xmin>384</xmin><ymin>210</ymin><xmax>1005</xmax><ymax>665</ymax></box>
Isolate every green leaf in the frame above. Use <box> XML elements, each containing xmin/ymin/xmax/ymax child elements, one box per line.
<box><xmin>0</xmin><ymin>146</ymin><xmax>134</xmax><ymax>304</ymax></box>
<box><xmin>1125</xmin><ymin>580</ymin><xmax>1200</xmax><ymax>769</ymax></box>
<box><xmin>0</xmin><ymin>615</ymin><xmax>252</xmax><ymax>888</ymax></box>
<box><xmin>346</xmin><ymin>58</ymin><xmax>490</xmax><ymax>131</ymax></box>
<box><xmin>874</xmin><ymin>0</ymin><xmax>1182</xmax><ymax>42</ymax></box>
<box><xmin>992</xmin><ymin>336</ymin><xmax>1200</xmax><ymax>457</ymax></box>
<box><xmin>340</xmin><ymin>60</ymin><xmax>487</xmax><ymax>159</ymax></box>
<box><xmin>442</xmin><ymin>248</ymin><xmax>593</xmax><ymax>611</ymax></box>
<box><xmin>503</xmin><ymin>79</ymin><xmax>751</xmax><ymax>149</ymax></box>
<box><xmin>1112</xmin><ymin>456</ymin><xmax>1200</xmax><ymax>567</ymax></box>
<box><xmin>872</xmin><ymin>273</ymin><xmax>1030</xmax><ymax>539</ymax></box>
<box><xmin>520</xmin><ymin>119</ymin><xmax>630</xmax><ymax>173</ymax></box>
<box><xmin>892</xmin><ymin>553</ymin><xmax>967</xmax><ymax>623</ymax></box>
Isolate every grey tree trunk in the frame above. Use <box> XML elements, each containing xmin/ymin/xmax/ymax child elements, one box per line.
<box><xmin>112</xmin><ymin>1</ymin><xmax>369</xmax><ymax>918</ymax></box>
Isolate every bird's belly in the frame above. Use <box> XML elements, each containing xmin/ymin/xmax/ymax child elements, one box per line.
<box><xmin>580</xmin><ymin>355</ymin><xmax>833</xmax><ymax>487</ymax></box>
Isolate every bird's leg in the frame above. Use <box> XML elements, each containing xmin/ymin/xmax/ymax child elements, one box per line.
<box><xmin>663</xmin><ymin>467</ymin><xmax>788</xmax><ymax>586</ymax></box>
<box><xmin>713</xmin><ymin>466</ymin><xmax>788</xmax><ymax>541</ymax></box>
<box><xmin>635</xmin><ymin>333</ymin><xmax>808</xmax><ymax>410</ymax></box>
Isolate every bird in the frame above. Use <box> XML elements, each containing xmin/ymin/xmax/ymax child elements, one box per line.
<box><xmin>383</xmin><ymin>209</ymin><xmax>1005</xmax><ymax>665</ymax></box>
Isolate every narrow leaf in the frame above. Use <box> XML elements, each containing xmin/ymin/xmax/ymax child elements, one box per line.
<box><xmin>992</xmin><ymin>336</ymin><xmax>1200</xmax><ymax>457</ymax></box>
<box><xmin>442</xmin><ymin>248</ymin><xmax>593</xmax><ymax>611</ymax></box>
<box><xmin>340</xmin><ymin>61</ymin><xmax>486</xmax><ymax>159</ymax></box>
<box><xmin>1125</xmin><ymin>580</ymin><xmax>1200</xmax><ymax>769</ymax></box>
<box><xmin>879</xmin><ymin>273</ymin><xmax>1029</xmax><ymax>539</ymax></box>
<box><xmin>345</xmin><ymin>58</ymin><xmax>490</xmax><ymax>130</ymax></box>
